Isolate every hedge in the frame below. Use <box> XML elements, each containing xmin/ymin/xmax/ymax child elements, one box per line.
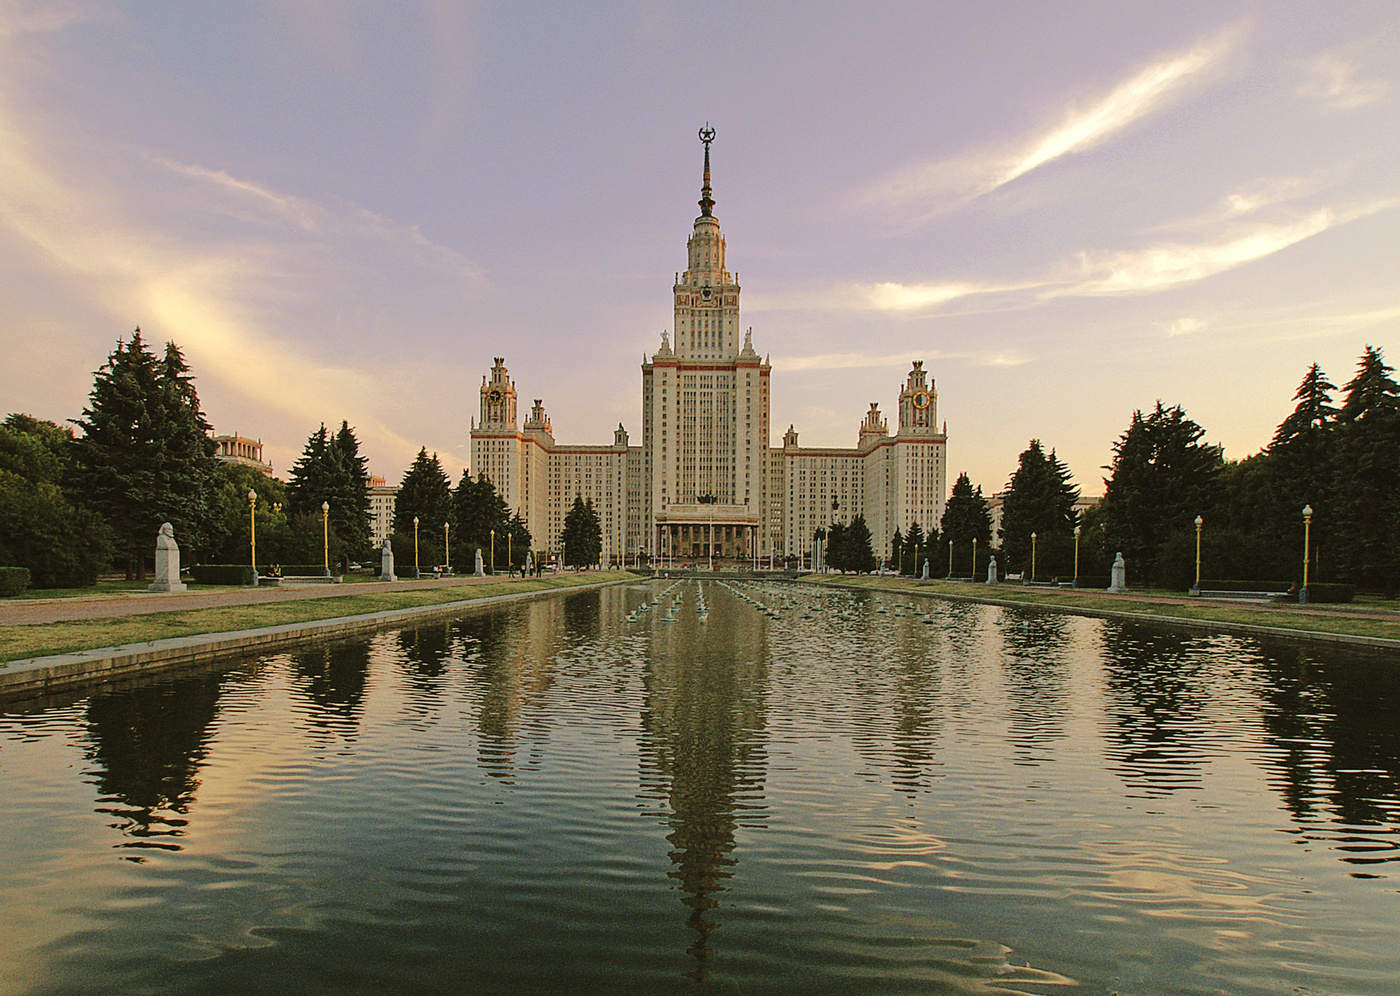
<box><xmin>1196</xmin><ymin>580</ymin><xmax>1292</xmax><ymax>593</ymax></box>
<box><xmin>1072</xmin><ymin>576</ymin><xmax>1112</xmax><ymax>589</ymax></box>
<box><xmin>0</xmin><ymin>566</ymin><xmax>31</xmax><ymax>597</ymax></box>
<box><xmin>1296</xmin><ymin>583</ymin><xmax>1356</xmax><ymax>604</ymax></box>
<box><xmin>189</xmin><ymin>564</ymin><xmax>254</xmax><ymax>586</ymax></box>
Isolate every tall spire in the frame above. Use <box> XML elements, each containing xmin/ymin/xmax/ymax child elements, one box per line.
<box><xmin>698</xmin><ymin>124</ymin><xmax>715</xmax><ymax>217</ymax></box>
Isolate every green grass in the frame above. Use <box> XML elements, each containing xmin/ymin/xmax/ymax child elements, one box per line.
<box><xmin>809</xmin><ymin>575</ymin><xmax>1400</xmax><ymax>643</ymax></box>
<box><xmin>0</xmin><ymin>572</ymin><xmax>631</xmax><ymax>664</ymax></box>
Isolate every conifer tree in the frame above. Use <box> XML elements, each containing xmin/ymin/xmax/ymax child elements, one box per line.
<box><xmin>941</xmin><ymin>473</ymin><xmax>992</xmax><ymax>574</ymax></box>
<box><xmin>1332</xmin><ymin>346</ymin><xmax>1400</xmax><ymax>590</ymax></box>
<box><xmin>889</xmin><ymin>526</ymin><xmax>903</xmax><ymax>572</ymax></box>
<box><xmin>394</xmin><ymin>448</ymin><xmax>453</xmax><ymax>539</ymax></box>
<box><xmin>330</xmin><ymin>422</ymin><xmax>372</xmax><ymax>559</ymax></box>
<box><xmin>844</xmin><ymin>514</ymin><xmax>876</xmax><ymax>573</ymax></box>
<box><xmin>69</xmin><ymin>330</ymin><xmax>219</xmax><ymax>579</ymax></box>
<box><xmin>1099</xmin><ymin>402</ymin><xmax>1221</xmax><ymax>584</ymax></box>
<box><xmin>560</xmin><ymin>494</ymin><xmax>602</xmax><ymax>567</ymax></box>
<box><xmin>451</xmin><ymin>471</ymin><xmax>511</xmax><ymax>552</ymax></box>
<box><xmin>999</xmin><ymin>439</ymin><xmax>1080</xmax><ymax>574</ymax></box>
<box><xmin>1266</xmin><ymin>363</ymin><xmax>1338</xmax><ymax>576</ymax></box>
<box><xmin>901</xmin><ymin>522</ymin><xmax>925</xmax><ymax>576</ymax></box>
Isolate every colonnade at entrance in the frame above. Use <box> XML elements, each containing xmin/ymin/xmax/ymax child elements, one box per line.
<box><xmin>655</xmin><ymin>521</ymin><xmax>758</xmax><ymax>563</ymax></box>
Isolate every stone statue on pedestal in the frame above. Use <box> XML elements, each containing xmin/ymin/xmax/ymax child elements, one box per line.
<box><xmin>921</xmin><ymin>558</ymin><xmax>930</xmax><ymax>580</ymax></box>
<box><xmin>987</xmin><ymin>556</ymin><xmax>998</xmax><ymax>584</ymax></box>
<box><xmin>380</xmin><ymin>536</ymin><xmax>395</xmax><ymax>581</ymax></box>
<box><xmin>475</xmin><ymin>548</ymin><xmax>485</xmax><ymax>577</ymax></box>
<box><xmin>148</xmin><ymin>522</ymin><xmax>187</xmax><ymax>593</ymax></box>
<box><xmin>1108</xmin><ymin>552</ymin><xmax>1127</xmax><ymax>592</ymax></box>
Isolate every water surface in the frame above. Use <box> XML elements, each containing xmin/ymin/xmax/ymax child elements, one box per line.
<box><xmin>2</xmin><ymin>580</ymin><xmax>1397</xmax><ymax>994</ymax></box>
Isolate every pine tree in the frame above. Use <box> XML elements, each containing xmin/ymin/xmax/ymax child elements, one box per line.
<box><xmin>394</xmin><ymin>448</ymin><xmax>453</xmax><ymax>540</ymax></box>
<box><xmin>69</xmin><ymin>330</ymin><xmax>219</xmax><ymax>579</ymax></box>
<box><xmin>845</xmin><ymin>515</ymin><xmax>877</xmax><ymax>573</ymax></box>
<box><xmin>941</xmin><ymin>473</ymin><xmax>992</xmax><ymax>575</ymax></box>
<box><xmin>825</xmin><ymin>521</ymin><xmax>849</xmax><ymax>571</ymax></box>
<box><xmin>1099</xmin><ymin>402</ymin><xmax>1222</xmax><ymax>585</ymax></box>
<box><xmin>901</xmin><ymin>522</ymin><xmax>925</xmax><ymax>576</ymax></box>
<box><xmin>1267</xmin><ymin>363</ymin><xmax>1338</xmax><ymax>579</ymax></box>
<box><xmin>506</xmin><ymin>511</ymin><xmax>532</xmax><ymax>570</ymax></box>
<box><xmin>889</xmin><ymin>526</ymin><xmax>903</xmax><ymax>572</ymax></box>
<box><xmin>560</xmin><ymin>494</ymin><xmax>602</xmax><ymax>567</ymax></box>
<box><xmin>1332</xmin><ymin>346</ymin><xmax>1400</xmax><ymax>590</ymax></box>
<box><xmin>999</xmin><ymin>439</ymin><xmax>1080</xmax><ymax>574</ymax></box>
<box><xmin>451</xmin><ymin>471</ymin><xmax>511</xmax><ymax>552</ymax></box>
<box><xmin>330</xmin><ymin>422</ymin><xmax>372</xmax><ymax>560</ymax></box>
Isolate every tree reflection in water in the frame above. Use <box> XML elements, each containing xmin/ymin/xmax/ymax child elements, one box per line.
<box><xmin>82</xmin><ymin>669</ymin><xmax>228</xmax><ymax>859</ymax></box>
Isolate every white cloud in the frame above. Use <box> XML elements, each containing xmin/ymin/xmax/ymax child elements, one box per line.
<box><xmin>1163</xmin><ymin>316</ymin><xmax>1203</xmax><ymax>337</ymax></box>
<box><xmin>1299</xmin><ymin>52</ymin><xmax>1388</xmax><ymax>111</ymax></box>
<box><xmin>864</xmin><ymin>29</ymin><xmax>1237</xmax><ymax>215</ymax></box>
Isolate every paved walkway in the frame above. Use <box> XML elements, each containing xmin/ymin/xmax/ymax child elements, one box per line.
<box><xmin>0</xmin><ymin>575</ymin><xmax>533</xmax><ymax>626</ymax></box>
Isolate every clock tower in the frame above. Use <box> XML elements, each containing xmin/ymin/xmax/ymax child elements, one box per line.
<box><xmin>897</xmin><ymin>360</ymin><xmax>937</xmax><ymax>435</ymax></box>
<box><xmin>479</xmin><ymin>357</ymin><xmax>517</xmax><ymax>430</ymax></box>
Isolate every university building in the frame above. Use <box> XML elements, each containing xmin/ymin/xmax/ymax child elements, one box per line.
<box><xmin>470</xmin><ymin>129</ymin><xmax>947</xmax><ymax>567</ymax></box>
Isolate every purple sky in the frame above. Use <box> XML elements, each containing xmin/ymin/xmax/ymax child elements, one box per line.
<box><xmin>1</xmin><ymin>2</ymin><xmax>1396</xmax><ymax>497</ymax></box>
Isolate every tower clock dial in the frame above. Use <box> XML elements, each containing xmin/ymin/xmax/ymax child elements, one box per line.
<box><xmin>912</xmin><ymin>390</ymin><xmax>931</xmax><ymax>410</ymax></box>
<box><xmin>487</xmin><ymin>388</ymin><xmax>504</xmax><ymax>404</ymax></box>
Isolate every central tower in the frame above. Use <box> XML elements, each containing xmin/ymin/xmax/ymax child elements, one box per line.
<box><xmin>642</xmin><ymin>126</ymin><xmax>771</xmax><ymax>562</ymax></box>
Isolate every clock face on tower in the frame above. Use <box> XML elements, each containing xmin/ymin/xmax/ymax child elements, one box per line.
<box><xmin>487</xmin><ymin>388</ymin><xmax>504</xmax><ymax>405</ymax></box>
<box><xmin>912</xmin><ymin>391</ymin><xmax>931</xmax><ymax>410</ymax></box>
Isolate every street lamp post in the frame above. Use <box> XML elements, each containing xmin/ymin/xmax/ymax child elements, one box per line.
<box><xmin>444</xmin><ymin>522</ymin><xmax>450</xmax><ymax>574</ymax></box>
<box><xmin>490</xmin><ymin>528</ymin><xmax>495</xmax><ymax>575</ymax></box>
<box><xmin>1073</xmin><ymin>524</ymin><xmax>1081</xmax><ymax>587</ymax></box>
<box><xmin>1192</xmin><ymin>515</ymin><xmax>1204</xmax><ymax>595</ymax></box>
<box><xmin>413</xmin><ymin>516</ymin><xmax>419</xmax><ymax>579</ymax></box>
<box><xmin>971</xmin><ymin>537</ymin><xmax>977</xmax><ymax>579</ymax></box>
<box><xmin>321</xmin><ymin>501</ymin><xmax>330</xmax><ymax>577</ymax></box>
<box><xmin>948</xmin><ymin>539</ymin><xmax>953</xmax><ymax>578</ymax></box>
<box><xmin>1301</xmin><ymin>505</ymin><xmax>1313</xmax><ymax>604</ymax></box>
<box><xmin>508</xmin><ymin>531</ymin><xmax>513</xmax><ymax>576</ymax></box>
<box><xmin>1031</xmin><ymin>532</ymin><xmax>1037</xmax><ymax>583</ymax></box>
<box><xmin>248</xmin><ymin>489</ymin><xmax>258</xmax><ymax>586</ymax></box>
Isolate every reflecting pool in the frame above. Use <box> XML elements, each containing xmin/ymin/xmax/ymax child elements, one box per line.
<box><xmin>2</xmin><ymin>580</ymin><xmax>1398</xmax><ymax>994</ymax></box>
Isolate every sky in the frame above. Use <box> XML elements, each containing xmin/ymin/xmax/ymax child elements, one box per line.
<box><xmin>1</xmin><ymin>1</ymin><xmax>1396</xmax><ymax>497</ymax></box>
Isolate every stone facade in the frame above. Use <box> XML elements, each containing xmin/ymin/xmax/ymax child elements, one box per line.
<box><xmin>470</xmin><ymin>131</ymin><xmax>948</xmax><ymax>567</ymax></box>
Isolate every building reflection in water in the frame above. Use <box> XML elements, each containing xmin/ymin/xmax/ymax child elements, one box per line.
<box><xmin>82</xmin><ymin>669</ymin><xmax>230</xmax><ymax>858</ymax></box>
<box><xmin>636</xmin><ymin>582</ymin><xmax>770</xmax><ymax>980</ymax></box>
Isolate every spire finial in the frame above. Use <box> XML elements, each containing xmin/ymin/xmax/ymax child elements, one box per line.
<box><xmin>698</xmin><ymin>123</ymin><xmax>715</xmax><ymax>217</ymax></box>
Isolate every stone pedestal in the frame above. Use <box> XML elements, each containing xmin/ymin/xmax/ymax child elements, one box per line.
<box><xmin>380</xmin><ymin>538</ymin><xmax>396</xmax><ymax>582</ymax></box>
<box><xmin>148</xmin><ymin>522</ymin><xmax>187</xmax><ymax>593</ymax></box>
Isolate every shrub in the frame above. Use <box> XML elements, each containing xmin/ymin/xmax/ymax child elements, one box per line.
<box><xmin>189</xmin><ymin>564</ymin><xmax>253</xmax><ymax>585</ymax></box>
<box><xmin>0</xmin><ymin>566</ymin><xmax>31</xmax><ymax>596</ymax></box>
<box><xmin>1302</xmin><ymin>583</ymin><xmax>1355</xmax><ymax>604</ymax></box>
<box><xmin>1073</xmin><ymin>575</ymin><xmax>1112</xmax><ymax>589</ymax></box>
<box><xmin>1197</xmin><ymin>580</ymin><xmax>1292</xmax><ymax>593</ymax></box>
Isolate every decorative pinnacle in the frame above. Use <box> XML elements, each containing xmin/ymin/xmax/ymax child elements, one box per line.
<box><xmin>698</xmin><ymin>123</ymin><xmax>715</xmax><ymax>217</ymax></box>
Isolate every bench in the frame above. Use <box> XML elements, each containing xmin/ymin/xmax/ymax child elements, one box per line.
<box><xmin>1194</xmin><ymin>589</ymin><xmax>1282</xmax><ymax>603</ymax></box>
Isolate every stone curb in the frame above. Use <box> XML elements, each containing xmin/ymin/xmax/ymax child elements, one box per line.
<box><xmin>804</xmin><ymin>579</ymin><xmax>1400</xmax><ymax>655</ymax></box>
<box><xmin>0</xmin><ymin>579</ymin><xmax>628</xmax><ymax>700</ymax></box>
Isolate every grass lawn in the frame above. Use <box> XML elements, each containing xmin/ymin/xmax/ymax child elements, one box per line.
<box><xmin>0</xmin><ymin>572</ymin><xmax>632</xmax><ymax>664</ymax></box>
<box><xmin>809</xmin><ymin>575</ymin><xmax>1400</xmax><ymax>644</ymax></box>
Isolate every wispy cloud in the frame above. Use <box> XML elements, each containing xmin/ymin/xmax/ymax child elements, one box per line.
<box><xmin>0</xmin><ymin>89</ymin><xmax>487</xmax><ymax>470</ymax></box>
<box><xmin>1059</xmin><ymin>200</ymin><xmax>1396</xmax><ymax>296</ymax></box>
<box><xmin>1299</xmin><ymin>52</ymin><xmax>1388</xmax><ymax>111</ymax></box>
<box><xmin>864</xmin><ymin>29</ymin><xmax>1237</xmax><ymax>215</ymax></box>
